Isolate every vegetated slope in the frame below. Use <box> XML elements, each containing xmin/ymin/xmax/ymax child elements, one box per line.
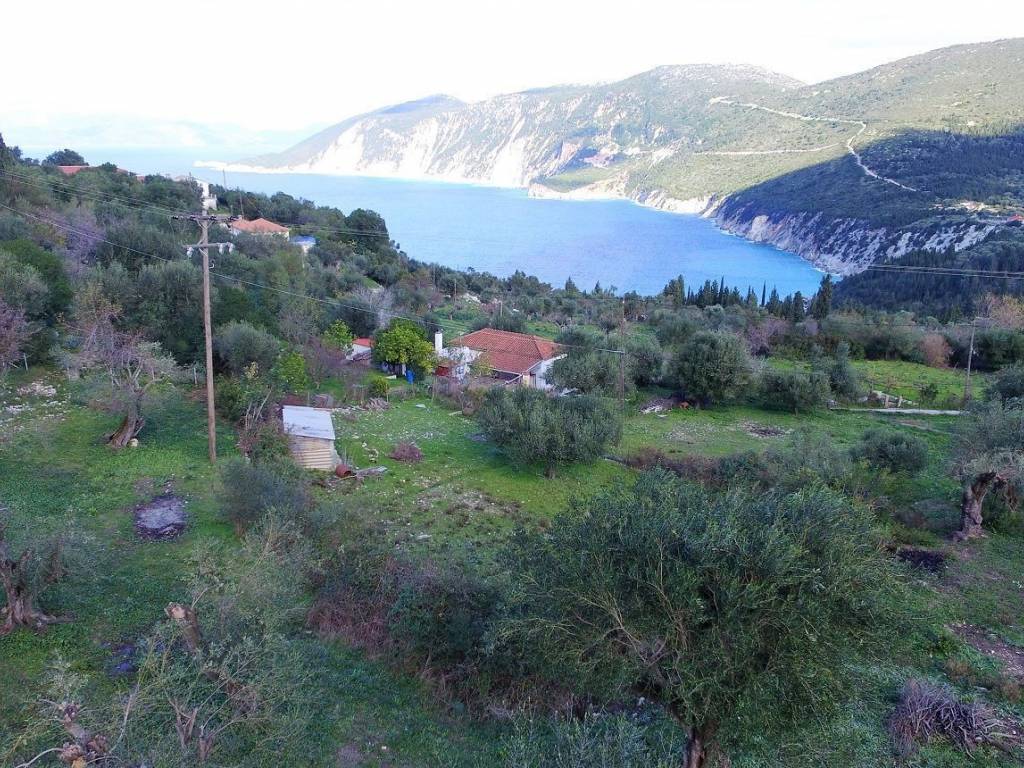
<box><xmin>833</xmin><ymin>225</ymin><xmax>1024</xmax><ymax>318</ymax></box>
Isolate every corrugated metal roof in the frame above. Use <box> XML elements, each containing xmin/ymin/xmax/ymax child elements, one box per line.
<box><xmin>282</xmin><ymin>405</ymin><xmax>336</xmax><ymax>440</ymax></box>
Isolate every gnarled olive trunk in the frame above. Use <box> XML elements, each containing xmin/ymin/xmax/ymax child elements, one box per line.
<box><xmin>957</xmin><ymin>471</ymin><xmax>1004</xmax><ymax>540</ymax></box>
<box><xmin>107</xmin><ymin>397</ymin><xmax>144</xmax><ymax>448</ymax></box>
<box><xmin>0</xmin><ymin>545</ymin><xmax>63</xmax><ymax>636</ymax></box>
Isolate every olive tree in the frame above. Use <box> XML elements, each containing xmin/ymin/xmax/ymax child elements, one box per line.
<box><xmin>477</xmin><ymin>387</ymin><xmax>621</xmax><ymax>478</ymax></box>
<box><xmin>502</xmin><ymin>471</ymin><xmax>903</xmax><ymax>768</ymax></box>
<box><xmin>667</xmin><ymin>331</ymin><xmax>752</xmax><ymax>406</ymax></box>
<box><xmin>64</xmin><ymin>282</ymin><xmax>181</xmax><ymax>447</ymax></box>
<box><xmin>952</xmin><ymin>401</ymin><xmax>1024</xmax><ymax>539</ymax></box>
<box><xmin>0</xmin><ymin>513</ymin><xmax>76</xmax><ymax>635</ymax></box>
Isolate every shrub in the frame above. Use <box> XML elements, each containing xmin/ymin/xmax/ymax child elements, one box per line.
<box><xmin>477</xmin><ymin>387</ymin><xmax>622</xmax><ymax>477</ymax></box>
<box><xmin>852</xmin><ymin>429</ymin><xmax>929</xmax><ymax>474</ymax></box>
<box><xmin>367</xmin><ymin>373</ymin><xmax>390</xmax><ymax>398</ymax></box>
<box><xmin>215</xmin><ymin>320</ymin><xmax>281</xmax><ymax>376</ymax></box>
<box><xmin>987</xmin><ymin>363</ymin><xmax>1024</xmax><ymax>404</ymax></box>
<box><xmin>387</xmin><ymin>560</ymin><xmax>502</xmax><ymax>672</ymax></box>
<box><xmin>759</xmin><ymin>369</ymin><xmax>830</xmax><ymax>413</ymax></box>
<box><xmin>503</xmin><ymin>472</ymin><xmax>907</xmax><ymax>768</ymax></box>
<box><xmin>220</xmin><ymin>459</ymin><xmax>310</xmax><ymax>533</ymax></box>
<box><xmin>828</xmin><ymin>342</ymin><xmax>862</xmax><ymax>399</ymax></box>
<box><xmin>389</xmin><ymin>442</ymin><xmax>423</xmax><ymax>462</ymax></box>
<box><xmin>889</xmin><ymin>679</ymin><xmax>1009</xmax><ymax>760</ymax></box>
<box><xmin>667</xmin><ymin>331</ymin><xmax>752</xmax><ymax>406</ymax></box>
<box><xmin>272</xmin><ymin>350</ymin><xmax>310</xmax><ymax>393</ymax></box>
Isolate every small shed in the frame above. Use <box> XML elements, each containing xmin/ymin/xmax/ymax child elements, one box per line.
<box><xmin>282</xmin><ymin>405</ymin><xmax>339</xmax><ymax>471</ymax></box>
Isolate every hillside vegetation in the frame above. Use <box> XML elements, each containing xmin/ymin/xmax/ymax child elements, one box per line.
<box><xmin>3</xmin><ymin>146</ymin><xmax>1024</xmax><ymax>767</ymax></box>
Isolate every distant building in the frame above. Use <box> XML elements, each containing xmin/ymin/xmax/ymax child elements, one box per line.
<box><xmin>229</xmin><ymin>217</ymin><xmax>290</xmax><ymax>238</ymax></box>
<box><xmin>55</xmin><ymin>165</ymin><xmax>91</xmax><ymax>176</ymax></box>
<box><xmin>348</xmin><ymin>337</ymin><xmax>374</xmax><ymax>362</ymax></box>
<box><xmin>172</xmin><ymin>175</ymin><xmax>218</xmax><ymax>211</ymax></box>
<box><xmin>291</xmin><ymin>235</ymin><xmax>317</xmax><ymax>254</ymax></box>
<box><xmin>282</xmin><ymin>405</ymin><xmax>339</xmax><ymax>471</ymax></box>
<box><xmin>437</xmin><ymin>328</ymin><xmax>563</xmax><ymax>389</ymax></box>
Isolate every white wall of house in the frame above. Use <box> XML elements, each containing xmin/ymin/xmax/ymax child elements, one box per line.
<box><xmin>530</xmin><ymin>355</ymin><xmax>564</xmax><ymax>390</ymax></box>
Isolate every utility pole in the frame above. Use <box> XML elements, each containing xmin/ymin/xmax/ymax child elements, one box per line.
<box><xmin>618</xmin><ymin>298</ymin><xmax>626</xmax><ymax>413</ymax></box>
<box><xmin>964</xmin><ymin>318</ymin><xmax>978</xmax><ymax>405</ymax></box>
<box><xmin>175</xmin><ymin>213</ymin><xmax>235</xmax><ymax>463</ymax></box>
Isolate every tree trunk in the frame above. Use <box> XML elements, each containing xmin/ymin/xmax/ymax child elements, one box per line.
<box><xmin>957</xmin><ymin>472</ymin><xmax>1004</xmax><ymax>540</ymax></box>
<box><xmin>545</xmin><ymin>464</ymin><xmax>557</xmax><ymax>479</ymax></box>
<box><xmin>107</xmin><ymin>406</ymin><xmax>144</xmax><ymax>448</ymax></box>
<box><xmin>0</xmin><ymin>547</ymin><xmax>61</xmax><ymax>636</ymax></box>
<box><xmin>685</xmin><ymin>723</ymin><xmax>711</xmax><ymax>768</ymax></box>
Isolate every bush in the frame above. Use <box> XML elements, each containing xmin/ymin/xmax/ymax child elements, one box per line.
<box><xmin>387</xmin><ymin>560</ymin><xmax>502</xmax><ymax>672</ymax></box>
<box><xmin>502</xmin><ymin>472</ymin><xmax>906</xmax><ymax>768</ymax></box>
<box><xmin>852</xmin><ymin>428</ymin><xmax>929</xmax><ymax>474</ymax></box>
<box><xmin>215</xmin><ymin>320</ymin><xmax>281</xmax><ymax>376</ymax></box>
<box><xmin>828</xmin><ymin>342</ymin><xmax>862</xmax><ymax>399</ymax></box>
<box><xmin>987</xmin><ymin>364</ymin><xmax>1024</xmax><ymax>404</ymax></box>
<box><xmin>667</xmin><ymin>331</ymin><xmax>752</xmax><ymax>406</ymax></box>
<box><xmin>504</xmin><ymin>713</ymin><xmax>685</xmax><ymax>768</ymax></box>
<box><xmin>367</xmin><ymin>373</ymin><xmax>390</xmax><ymax>398</ymax></box>
<box><xmin>220</xmin><ymin>459</ymin><xmax>310</xmax><ymax>533</ymax></box>
<box><xmin>389</xmin><ymin>442</ymin><xmax>423</xmax><ymax>462</ymax></box>
<box><xmin>759</xmin><ymin>369</ymin><xmax>830</xmax><ymax>413</ymax></box>
<box><xmin>477</xmin><ymin>388</ymin><xmax>622</xmax><ymax>477</ymax></box>
<box><xmin>272</xmin><ymin>350</ymin><xmax>310</xmax><ymax>393</ymax></box>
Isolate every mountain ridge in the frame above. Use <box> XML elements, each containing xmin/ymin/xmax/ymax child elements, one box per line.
<box><xmin>215</xmin><ymin>39</ymin><xmax>1024</xmax><ymax>273</ymax></box>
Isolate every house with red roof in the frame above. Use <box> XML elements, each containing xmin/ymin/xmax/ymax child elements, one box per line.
<box><xmin>229</xmin><ymin>217</ymin><xmax>290</xmax><ymax>238</ymax></box>
<box><xmin>437</xmin><ymin>328</ymin><xmax>563</xmax><ymax>389</ymax></box>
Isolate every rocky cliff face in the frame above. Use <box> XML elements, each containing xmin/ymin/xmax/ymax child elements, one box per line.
<box><xmin>227</xmin><ymin>64</ymin><xmax>804</xmax><ymax>188</ymax></box>
<box><xmin>714</xmin><ymin>205</ymin><xmax>999</xmax><ymax>275</ymax></box>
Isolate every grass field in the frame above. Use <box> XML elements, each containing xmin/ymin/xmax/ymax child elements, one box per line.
<box><xmin>2</xmin><ymin>364</ymin><xmax>1022</xmax><ymax>767</ymax></box>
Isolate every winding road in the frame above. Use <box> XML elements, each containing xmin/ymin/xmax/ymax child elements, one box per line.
<box><xmin>704</xmin><ymin>97</ymin><xmax>920</xmax><ymax>192</ymax></box>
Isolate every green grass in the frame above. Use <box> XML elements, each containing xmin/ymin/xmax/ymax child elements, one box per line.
<box><xmin>850</xmin><ymin>359</ymin><xmax>984</xmax><ymax>406</ymax></box>
<box><xmin>0</xmin><ymin>374</ymin><xmax>508</xmax><ymax>767</ymax></box>
<box><xmin>3</xmin><ymin>370</ymin><xmax>1023</xmax><ymax>767</ymax></box>
<box><xmin>328</xmin><ymin>396</ymin><xmax>630</xmax><ymax>553</ymax></box>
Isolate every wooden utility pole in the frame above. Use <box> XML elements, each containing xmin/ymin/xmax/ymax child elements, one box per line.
<box><xmin>618</xmin><ymin>298</ymin><xmax>626</xmax><ymax>413</ymax></box>
<box><xmin>964</xmin><ymin>319</ymin><xmax>977</xmax><ymax>405</ymax></box>
<box><xmin>175</xmin><ymin>213</ymin><xmax>235</xmax><ymax>463</ymax></box>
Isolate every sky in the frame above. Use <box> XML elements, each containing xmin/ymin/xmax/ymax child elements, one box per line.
<box><xmin>3</xmin><ymin>0</ymin><xmax>1024</xmax><ymax>151</ymax></box>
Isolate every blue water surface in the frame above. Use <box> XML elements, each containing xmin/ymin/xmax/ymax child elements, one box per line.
<box><xmin>70</xmin><ymin>148</ymin><xmax>825</xmax><ymax>297</ymax></box>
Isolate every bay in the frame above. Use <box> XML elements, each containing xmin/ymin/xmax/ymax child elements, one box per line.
<box><xmin>64</xmin><ymin>148</ymin><xmax>825</xmax><ymax>297</ymax></box>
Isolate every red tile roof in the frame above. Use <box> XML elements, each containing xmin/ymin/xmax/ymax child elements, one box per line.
<box><xmin>231</xmin><ymin>217</ymin><xmax>289</xmax><ymax>234</ymax></box>
<box><xmin>451</xmin><ymin>328</ymin><xmax>561</xmax><ymax>375</ymax></box>
<box><xmin>353</xmin><ymin>337</ymin><xmax>374</xmax><ymax>348</ymax></box>
<box><xmin>56</xmin><ymin>165</ymin><xmax>91</xmax><ymax>176</ymax></box>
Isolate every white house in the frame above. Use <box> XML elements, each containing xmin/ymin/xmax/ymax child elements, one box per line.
<box><xmin>435</xmin><ymin>328</ymin><xmax>564</xmax><ymax>389</ymax></box>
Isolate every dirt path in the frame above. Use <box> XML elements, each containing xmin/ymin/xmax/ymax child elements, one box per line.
<box><xmin>705</xmin><ymin>97</ymin><xmax>920</xmax><ymax>192</ymax></box>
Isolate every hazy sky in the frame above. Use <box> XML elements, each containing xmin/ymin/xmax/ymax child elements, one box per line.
<box><xmin>4</xmin><ymin>0</ymin><xmax>1024</xmax><ymax>148</ymax></box>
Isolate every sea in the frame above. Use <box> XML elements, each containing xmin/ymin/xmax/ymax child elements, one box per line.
<box><xmin>47</xmin><ymin>147</ymin><xmax>825</xmax><ymax>297</ymax></box>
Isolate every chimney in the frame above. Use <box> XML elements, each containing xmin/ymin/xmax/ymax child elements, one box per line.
<box><xmin>434</xmin><ymin>330</ymin><xmax>444</xmax><ymax>354</ymax></box>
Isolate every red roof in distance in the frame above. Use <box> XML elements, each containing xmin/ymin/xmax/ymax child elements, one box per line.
<box><xmin>231</xmin><ymin>217</ymin><xmax>289</xmax><ymax>234</ymax></box>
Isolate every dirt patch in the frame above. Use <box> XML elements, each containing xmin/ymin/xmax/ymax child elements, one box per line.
<box><xmin>895</xmin><ymin>546</ymin><xmax>947</xmax><ymax>573</ymax></box>
<box><xmin>134</xmin><ymin>494</ymin><xmax>188</xmax><ymax>540</ymax></box>
<box><xmin>954</xmin><ymin>623</ymin><xmax>1024</xmax><ymax>681</ymax></box>
<box><xmin>741</xmin><ymin>421</ymin><xmax>791</xmax><ymax>438</ymax></box>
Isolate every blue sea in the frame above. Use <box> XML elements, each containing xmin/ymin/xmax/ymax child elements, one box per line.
<box><xmin>62</xmin><ymin>147</ymin><xmax>825</xmax><ymax>297</ymax></box>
